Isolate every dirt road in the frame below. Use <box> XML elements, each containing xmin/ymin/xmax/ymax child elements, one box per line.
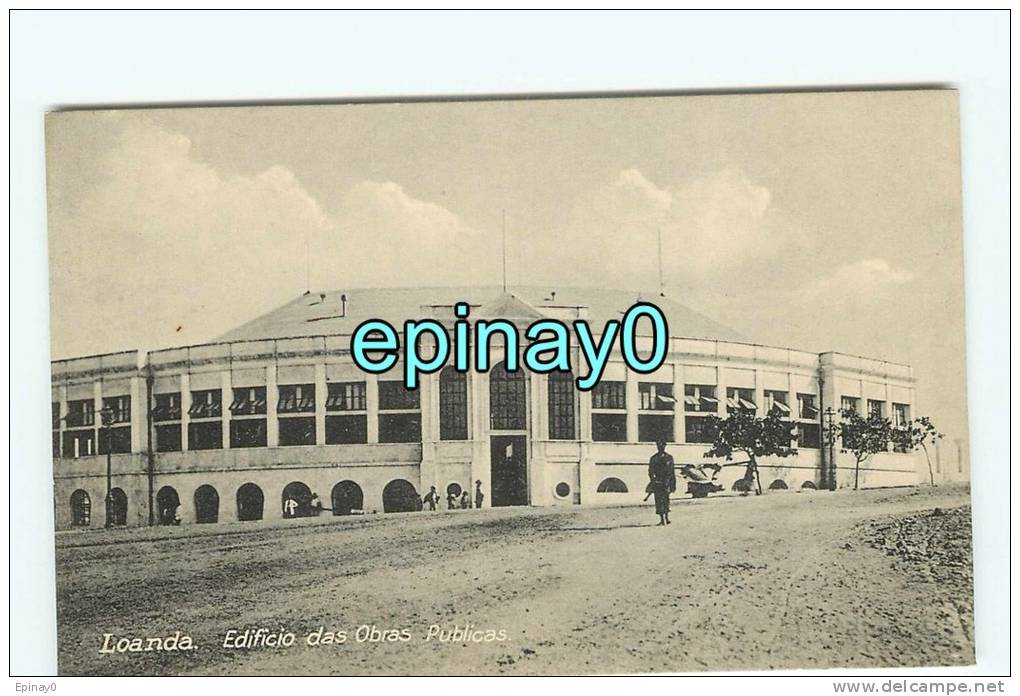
<box><xmin>55</xmin><ymin>484</ymin><xmax>973</xmax><ymax>675</ymax></box>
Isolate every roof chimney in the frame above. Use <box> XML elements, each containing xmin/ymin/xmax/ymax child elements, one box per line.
<box><xmin>340</xmin><ymin>293</ymin><xmax>348</xmax><ymax>318</ymax></box>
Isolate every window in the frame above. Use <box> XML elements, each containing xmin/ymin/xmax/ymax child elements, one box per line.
<box><xmin>230</xmin><ymin>418</ymin><xmax>267</xmax><ymax>448</ymax></box>
<box><xmin>797</xmin><ymin>423</ymin><xmax>821</xmax><ymax>449</ymax></box>
<box><xmin>639</xmin><ymin>383</ymin><xmax>675</xmax><ymax>411</ymax></box>
<box><xmin>592</xmin><ymin>381</ymin><xmax>626</xmax><ymax>410</ymax></box>
<box><xmin>684</xmin><ymin>385</ymin><xmax>718</xmax><ymax>413</ymax></box>
<box><xmin>278</xmin><ymin>384</ymin><xmax>315</xmax><ymax>413</ymax></box>
<box><xmin>841</xmin><ymin>396</ymin><xmax>860</xmax><ymax>414</ymax></box>
<box><xmin>867</xmin><ymin>399</ymin><xmax>885</xmax><ymax>419</ymax></box>
<box><xmin>98</xmin><ymin>426</ymin><xmax>131</xmax><ymax>454</ymax></box>
<box><xmin>66</xmin><ymin>399</ymin><xmax>95</xmax><ymax>428</ymax></box>
<box><xmin>797</xmin><ymin>393</ymin><xmax>819</xmax><ymax>420</ymax></box>
<box><xmin>153</xmin><ymin>393</ymin><xmax>182</xmax><ymax>421</ymax></box>
<box><xmin>189</xmin><ymin>389</ymin><xmax>222</xmax><ymax>419</ymax></box>
<box><xmin>439</xmin><ymin>367</ymin><xmax>468</xmax><ymax>440</ymax></box>
<box><xmin>379</xmin><ymin>413</ymin><xmax>422</xmax><ymax>443</ymax></box>
<box><xmin>763</xmin><ymin>390</ymin><xmax>790</xmax><ymax>416</ymax></box>
<box><xmin>547</xmin><ymin>371</ymin><xmax>576</xmax><ymax>440</ymax></box>
<box><xmin>62</xmin><ymin>429</ymin><xmax>95</xmax><ymax>458</ymax></box>
<box><xmin>102</xmin><ymin>395</ymin><xmax>130</xmax><ymax>424</ymax></box>
<box><xmin>597</xmin><ymin>477</ymin><xmax>628</xmax><ymax>493</ymax></box>
<box><xmin>639</xmin><ymin>414</ymin><xmax>674</xmax><ymax>443</ymax></box>
<box><xmin>726</xmin><ymin>387</ymin><xmax>756</xmax><ymax>414</ymax></box>
<box><xmin>685</xmin><ymin>415</ymin><xmax>717</xmax><ymax>444</ymax></box>
<box><xmin>325</xmin><ymin>414</ymin><xmax>367</xmax><ymax>444</ymax></box>
<box><xmin>279</xmin><ymin>416</ymin><xmax>316</xmax><ymax>446</ymax></box>
<box><xmin>156</xmin><ymin>424</ymin><xmax>181</xmax><ymax>452</ymax></box>
<box><xmin>230</xmin><ymin>386</ymin><xmax>267</xmax><ymax>416</ymax></box>
<box><xmin>489</xmin><ymin>363</ymin><xmax>526</xmax><ymax>431</ymax></box>
<box><xmin>892</xmin><ymin>403</ymin><xmax>911</xmax><ymax>453</ymax></box>
<box><xmin>188</xmin><ymin>420</ymin><xmax>222</xmax><ymax>450</ymax></box>
<box><xmin>892</xmin><ymin>403</ymin><xmax>910</xmax><ymax>428</ymax></box>
<box><xmin>378</xmin><ymin>381</ymin><xmax>420</xmax><ymax>410</ymax></box>
<box><xmin>377</xmin><ymin>380</ymin><xmax>422</xmax><ymax>442</ymax></box>
<box><xmin>326</xmin><ymin>382</ymin><xmax>366</xmax><ymax>411</ymax></box>
<box><xmin>592</xmin><ymin>413</ymin><xmax>627</xmax><ymax>442</ymax></box>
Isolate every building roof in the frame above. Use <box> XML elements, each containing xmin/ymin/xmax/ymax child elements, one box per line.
<box><xmin>217</xmin><ymin>286</ymin><xmax>749</xmax><ymax>344</ymax></box>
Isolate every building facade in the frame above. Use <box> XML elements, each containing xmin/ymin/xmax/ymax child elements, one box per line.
<box><xmin>51</xmin><ymin>287</ymin><xmax>930</xmax><ymax>530</ymax></box>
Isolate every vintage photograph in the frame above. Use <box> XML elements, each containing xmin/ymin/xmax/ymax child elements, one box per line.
<box><xmin>45</xmin><ymin>91</ymin><xmax>972</xmax><ymax>675</ymax></box>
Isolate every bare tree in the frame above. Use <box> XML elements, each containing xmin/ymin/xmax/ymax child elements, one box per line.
<box><xmin>897</xmin><ymin>416</ymin><xmax>945</xmax><ymax>486</ymax></box>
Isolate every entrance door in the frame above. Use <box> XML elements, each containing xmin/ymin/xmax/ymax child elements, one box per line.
<box><xmin>490</xmin><ymin>435</ymin><xmax>528</xmax><ymax>507</ymax></box>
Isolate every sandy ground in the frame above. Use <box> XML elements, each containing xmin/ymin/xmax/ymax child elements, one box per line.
<box><xmin>54</xmin><ymin>484</ymin><xmax>973</xmax><ymax>675</ymax></box>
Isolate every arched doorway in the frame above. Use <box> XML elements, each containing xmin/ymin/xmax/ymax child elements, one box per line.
<box><xmin>282</xmin><ymin>481</ymin><xmax>313</xmax><ymax>518</ymax></box>
<box><xmin>194</xmin><ymin>485</ymin><xmax>219</xmax><ymax>523</ymax></box>
<box><xmin>156</xmin><ymin>486</ymin><xmax>181</xmax><ymax>525</ymax></box>
<box><xmin>70</xmin><ymin>489</ymin><xmax>91</xmax><ymax>527</ymax></box>
<box><xmin>237</xmin><ymin>482</ymin><xmax>264</xmax><ymax>521</ymax></box>
<box><xmin>330</xmin><ymin>480</ymin><xmax>363</xmax><ymax>516</ymax></box>
<box><xmin>108</xmin><ymin>487</ymin><xmax>128</xmax><ymax>526</ymax></box>
<box><xmin>382</xmin><ymin>479</ymin><xmax>419</xmax><ymax>513</ymax></box>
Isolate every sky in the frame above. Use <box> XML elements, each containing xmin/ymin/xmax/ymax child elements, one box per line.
<box><xmin>44</xmin><ymin>91</ymin><xmax>968</xmax><ymax>451</ymax></box>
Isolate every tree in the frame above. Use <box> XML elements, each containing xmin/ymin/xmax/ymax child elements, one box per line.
<box><xmin>897</xmin><ymin>416</ymin><xmax>944</xmax><ymax>487</ymax></box>
<box><xmin>703</xmin><ymin>409</ymin><xmax>796</xmax><ymax>496</ymax></box>
<box><xmin>836</xmin><ymin>408</ymin><xmax>893</xmax><ymax>490</ymax></box>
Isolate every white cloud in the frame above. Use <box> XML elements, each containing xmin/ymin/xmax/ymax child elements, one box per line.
<box><xmin>49</xmin><ymin>120</ymin><xmax>332</xmax><ymax>356</ymax></box>
<box><xmin>526</xmin><ymin>166</ymin><xmax>785</xmax><ymax>292</ymax></box>
<box><xmin>48</xmin><ymin>119</ymin><xmax>496</xmax><ymax>356</ymax></box>
<box><xmin>812</xmin><ymin>258</ymin><xmax>915</xmax><ymax>293</ymax></box>
<box><xmin>309</xmin><ymin>180</ymin><xmax>493</xmax><ymax>289</ymax></box>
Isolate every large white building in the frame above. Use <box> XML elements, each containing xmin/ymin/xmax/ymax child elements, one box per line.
<box><xmin>51</xmin><ymin>286</ymin><xmax>933</xmax><ymax>530</ymax></box>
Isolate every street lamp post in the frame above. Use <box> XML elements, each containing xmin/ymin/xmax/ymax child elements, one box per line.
<box><xmin>100</xmin><ymin>405</ymin><xmax>115</xmax><ymax>528</ymax></box>
<box><xmin>822</xmin><ymin>407</ymin><xmax>837</xmax><ymax>491</ymax></box>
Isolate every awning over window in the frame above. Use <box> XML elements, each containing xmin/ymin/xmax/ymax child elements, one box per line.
<box><xmin>771</xmin><ymin>400</ymin><xmax>791</xmax><ymax>414</ymax></box>
<box><xmin>684</xmin><ymin>395</ymin><xmax>700</xmax><ymax>406</ymax></box>
<box><xmin>739</xmin><ymin>398</ymin><xmax>757</xmax><ymax>410</ymax></box>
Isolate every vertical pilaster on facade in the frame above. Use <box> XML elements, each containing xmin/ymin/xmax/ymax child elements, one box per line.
<box><xmin>221</xmin><ymin>370</ymin><xmax>232</xmax><ymax>450</ymax></box>
<box><xmin>715</xmin><ymin>367</ymin><xmax>727</xmax><ymax>418</ymax></box>
<box><xmin>180</xmin><ymin>372</ymin><xmax>191</xmax><ymax>451</ymax></box>
<box><xmin>674</xmin><ymin>363</ymin><xmax>686</xmax><ymax>444</ymax></box>
<box><xmin>418</xmin><ymin>370</ymin><xmax>437</xmax><ymax>492</ymax></box>
<box><xmin>753</xmin><ymin>368</ymin><xmax>765</xmax><ymax>419</ymax></box>
<box><xmin>470</xmin><ymin>372</ymin><xmax>490</xmax><ymax>506</ymax></box>
<box><xmin>57</xmin><ymin>384</ymin><xmax>67</xmax><ymax>450</ymax></box>
<box><xmin>366</xmin><ymin>373</ymin><xmax>379</xmax><ymax>444</ymax></box>
<box><xmin>93</xmin><ymin>380</ymin><xmax>103</xmax><ymax>446</ymax></box>
<box><xmin>625</xmin><ymin>369</ymin><xmax>639</xmax><ymax>443</ymax></box>
<box><xmin>579</xmin><ymin>382</ymin><xmax>593</xmax><ymax>442</ymax></box>
<box><xmin>129</xmin><ymin>376</ymin><xmax>142</xmax><ymax>453</ymax></box>
<box><xmin>314</xmin><ymin>363</ymin><xmax>327</xmax><ymax>447</ymax></box>
<box><xmin>266</xmin><ymin>364</ymin><xmax>278</xmax><ymax>448</ymax></box>
<box><xmin>528</xmin><ymin>371</ymin><xmax>547</xmax><ymax>505</ymax></box>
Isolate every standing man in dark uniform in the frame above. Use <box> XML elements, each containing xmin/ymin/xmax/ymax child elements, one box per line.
<box><xmin>648</xmin><ymin>439</ymin><xmax>677</xmax><ymax>526</ymax></box>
